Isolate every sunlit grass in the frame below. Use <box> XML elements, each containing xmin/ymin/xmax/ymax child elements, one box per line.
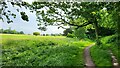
<box><xmin>1</xmin><ymin>34</ymin><xmax>93</xmax><ymax>66</ymax></box>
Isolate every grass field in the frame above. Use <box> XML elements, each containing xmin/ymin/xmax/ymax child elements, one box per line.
<box><xmin>0</xmin><ymin>34</ymin><xmax>93</xmax><ymax>66</ymax></box>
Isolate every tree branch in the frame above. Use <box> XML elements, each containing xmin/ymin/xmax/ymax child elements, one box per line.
<box><xmin>56</xmin><ymin>13</ymin><xmax>93</xmax><ymax>28</ymax></box>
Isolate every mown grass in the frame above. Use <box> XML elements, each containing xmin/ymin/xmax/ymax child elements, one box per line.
<box><xmin>90</xmin><ymin>35</ymin><xmax>120</xmax><ymax>67</ymax></box>
<box><xmin>0</xmin><ymin>34</ymin><xmax>93</xmax><ymax>66</ymax></box>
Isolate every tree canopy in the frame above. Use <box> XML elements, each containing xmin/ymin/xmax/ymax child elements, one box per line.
<box><xmin>33</xmin><ymin>32</ymin><xmax>40</xmax><ymax>36</ymax></box>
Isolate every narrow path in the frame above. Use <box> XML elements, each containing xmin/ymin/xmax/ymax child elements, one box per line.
<box><xmin>84</xmin><ymin>45</ymin><xmax>95</xmax><ymax>68</ymax></box>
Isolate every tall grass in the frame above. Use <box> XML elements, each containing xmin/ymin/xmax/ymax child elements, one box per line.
<box><xmin>1</xmin><ymin>34</ymin><xmax>93</xmax><ymax>66</ymax></box>
<box><xmin>90</xmin><ymin>35</ymin><xmax>119</xmax><ymax>67</ymax></box>
<box><xmin>100</xmin><ymin>35</ymin><xmax>120</xmax><ymax>64</ymax></box>
<box><xmin>90</xmin><ymin>45</ymin><xmax>112</xmax><ymax>67</ymax></box>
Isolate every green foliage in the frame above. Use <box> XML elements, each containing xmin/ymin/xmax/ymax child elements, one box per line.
<box><xmin>74</xmin><ymin>27</ymin><xmax>86</xmax><ymax>40</ymax></box>
<box><xmin>51</xmin><ymin>34</ymin><xmax>55</xmax><ymax>36</ymax></box>
<box><xmin>1</xmin><ymin>34</ymin><xmax>93</xmax><ymax>66</ymax></box>
<box><xmin>33</xmin><ymin>32</ymin><xmax>40</xmax><ymax>36</ymax></box>
<box><xmin>86</xmin><ymin>28</ymin><xmax>96</xmax><ymax>40</ymax></box>
<box><xmin>98</xmin><ymin>27</ymin><xmax>115</xmax><ymax>37</ymax></box>
<box><xmin>106</xmin><ymin>35</ymin><xmax>117</xmax><ymax>44</ymax></box>
<box><xmin>20</xmin><ymin>12</ymin><xmax>29</xmax><ymax>21</ymax></box>
<box><xmin>0</xmin><ymin>29</ymin><xmax>3</xmax><ymax>33</ymax></box>
<box><xmin>99</xmin><ymin>9</ymin><xmax>116</xmax><ymax>29</ymax></box>
<box><xmin>63</xmin><ymin>28</ymin><xmax>73</xmax><ymax>36</ymax></box>
<box><xmin>19</xmin><ymin>31</ymin><xmax>24</xmax><ymax>34</ymax></box>
<box><xmin>90</xmin><ymin>45</ymin><xmax>112</xmax><ymax>67</ymax></box>
<box><xmin>38</xmin><ymin>27</ymin><xmax>47</xmax><ymax>31</ymax></box>
<box><xmin>100</xmin><ymin>35</ymin><xmax>117</xmax><ymax>44</ymax></box>
<box><xmin>0</xmin><ymin>1</ymin><xmax>30</xmax><ymax>23</ymax></box>
<box><xmin>1</xmin><ymin>1</ymin><xmax>119</xmax><ymax>46</ymax></box>
<box><xmin>86</xmin><ymin>27</ymin><xmax>115</xmax><ymax>40</ymax></box>
<box><xmin>46</xmin><ymin>34</ymin><xmax>49</xmax><ymax>36</ymax></box>
<box><xmin>67</xmin><ymin>33</ymin><xmax>75</xmax><ymax>38</ymax></box>
<box><xmin>100</xmin><ymin>35</ymin><xmax>120</xmax><ymax>64</ymax></box>
<box><xmin>0</xmin><ymin>28</ymin><xmax>24</xmax><ymax>34</ymax></box>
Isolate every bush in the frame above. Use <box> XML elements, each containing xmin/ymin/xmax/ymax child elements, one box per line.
<box><xmin>33</xmin><ymin>32</ymin><xmax>40</xmax><ymax>36</ymax></box>
<box><xmin>74</xmin><ymin>27</ymin><xmax>86</xmax><ymax>39</ymax></box>
<box><xmin>106</xmin><ymin>35</ymin><xmax>117</xmax><ymax>44</ymax></box>
<box><xmin>63</xmin><ymin>28</ymin><xmax>73</xmax><ymax>36</ymax></box>
<box><xmin>67</xmin><ymin>33</ymin><xmax>75</xmax><ymax>38</ymax></box>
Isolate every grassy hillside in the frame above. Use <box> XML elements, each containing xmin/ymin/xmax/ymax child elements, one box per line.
<box><xmin>0</xmin><ymin>34</ymin><xmax>93</xmax><ymax>66</ymax></box>
<box><xmin>100</xmin><ymin>35</ymin><xmax>120</xmax><ymax>64</ymax></box>
<box><xmin>90</xmin><ymin>35</ymin><xmax>120</xmax><ymax>67</ymax></box>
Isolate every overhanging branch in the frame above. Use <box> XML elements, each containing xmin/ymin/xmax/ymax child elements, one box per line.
<box><xmin>56</xmin><ymin>12</ymin><xmax>93</xmax><ymax>28</ymax></box>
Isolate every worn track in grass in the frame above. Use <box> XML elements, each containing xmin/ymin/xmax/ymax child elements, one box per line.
<box><xmin>84</xmin><ymin>45</ymin><xmax>95</xmax><ymax>68</ymax></box>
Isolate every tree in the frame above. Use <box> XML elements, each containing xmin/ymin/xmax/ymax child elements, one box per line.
<box><xmin>31</xmin><ymin>2</ymin><xmax>119</xmax><ymax>45</ymax></box>
<box><xmin>1</xmin><ymin>28</ymin><xmax>24</xmax><ymax>34</ymax></box>
<box><xmin>0</xmin><ymin>29</ymin><xmax>3</xmax><ymax>33</ymax></box>
<box><xmin>30</xmin><ymin>2</ymin><xmax>107</xmax><ymax>45</ymax></box>
<box><xmin>63</xmin><ymin>28</ymin><xmax>73</xmax><ymax>36</ymax></box>
<box><xmin>3</xmin><ymin>29</ymin><xmax>10</xmax><ymax>34</ymax></box>
<box><xmin>11</xmin><ymin>30</ymin><xmax>17</xmax><ymax>34</ymax></box>
<box><xmin>113</xmin><ymin>3</ymin><xmax>120</xmax><ymax>46</ymax></box>
<box><xmin>33</xmin><ymin>32</ymin><xmax>40</xmax><ymax>36</ymax></box>
<box><xmin>0</xmin><ymin>0</ymin><xmax>29</xmax><ymax>23</ymax></box>
<box><xmin>100</xmin><ymin>2</ymin><xmax>120</xmax><ymax>46</ymax></box>
<box><xmin>19</xmin><ymin>31</ymin><xmax>24</xmax><ymax>34</ymax></box>
<box><xmin>74</xmin><ymin>27</ymin><xmax>86</xmax><ymax>39</ymax></box>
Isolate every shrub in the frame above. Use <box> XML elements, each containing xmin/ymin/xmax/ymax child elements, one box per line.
<box><xmin>67</xmin><ymin>33</ymin><xmax>75</xmax><ymax>38</ymax></box>
<box><xmin>106</xmin><ymin>35</ymin><xmax>117</xmax><ymax>43</ymax></box>
<box><xmin>63</xmin><ymin>28</ymin><xmax>73</xmax><ymax>36</ymax></box>
<box><xmin>74</xmin><ymin>27</ymin><xmax>86</xmax><ymax>39</ymax></box>
<box><xmin>33</xmin><ymin>32</ymin><xmax>40</xmax><ymax>36</ymax></box>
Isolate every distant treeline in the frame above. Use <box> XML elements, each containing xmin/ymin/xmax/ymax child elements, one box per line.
<box><xmin>41</xmin><ymin>34</ymin><xmax>63</xmax><ymax>36</ymax></box>
<box><xmin>0</xmin><ymin>28</ymin><xmax>24</xmax><ymax>34</ymax></box>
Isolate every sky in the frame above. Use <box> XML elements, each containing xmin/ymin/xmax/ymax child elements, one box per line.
<box><xmin>0</xmin><ymin>0</ymin><xmax>68</xmax><ymax>34</ymax></box>
<box><xmin>22</xmin><ymin>0</ymin><xmax>35</xmax><ymax>4</ymax></box>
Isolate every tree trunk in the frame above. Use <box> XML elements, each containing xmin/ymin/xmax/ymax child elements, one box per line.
<box><xmin>93</xmin><ymin>20</ymin><xmax>100</xmax><ymax>45</ymax></box>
